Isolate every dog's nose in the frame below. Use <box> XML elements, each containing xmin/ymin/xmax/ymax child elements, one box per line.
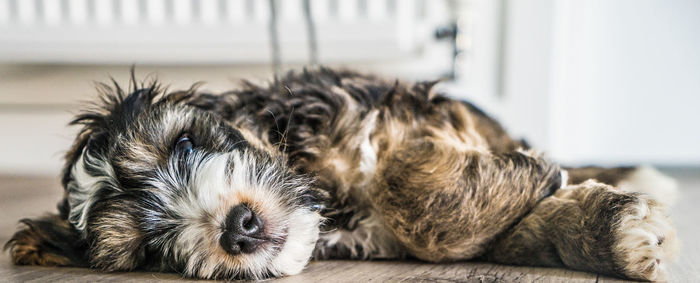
<box><xmin>220</xmin><ymin>204</ymin><xmax>265</xmax><ymax>255</ymax></box>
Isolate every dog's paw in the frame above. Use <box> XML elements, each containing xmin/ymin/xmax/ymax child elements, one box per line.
<box><xmin>613</xmin><ymin>197</ymin><xmax>679</xmax><ymax>281</ymax></box>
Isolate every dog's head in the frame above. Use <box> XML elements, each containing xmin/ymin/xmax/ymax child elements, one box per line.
<box><xmin>6</xmin><ymin>80</ymin><xmax>324</xmax><ymax>279</ymax></box>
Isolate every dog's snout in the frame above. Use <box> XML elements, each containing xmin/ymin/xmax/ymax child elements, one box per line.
<box><xmin>220</xmin><ymin>204</ymin><xmax>265</xmax><ymax>255</ymax></box>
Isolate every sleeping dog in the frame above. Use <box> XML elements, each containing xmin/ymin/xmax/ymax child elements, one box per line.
<box><xmin>5</xmin><ymin>68</ymin><xmax>678</xmax><ymax>280</ymax></box>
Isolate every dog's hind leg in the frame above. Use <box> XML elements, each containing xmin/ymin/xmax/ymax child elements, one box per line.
<box><xmin>485</xmin><ymin>180</ymin><xmax>678</xmax><ymax>281</ymax></box>
<box><xmin>371</xmin><ymin>140</ymin><xmax>562</xmax><ymax>262</ymax></box>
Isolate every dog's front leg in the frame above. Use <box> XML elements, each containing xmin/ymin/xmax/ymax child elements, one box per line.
<box><xmin>486</xmin><ymin>180</ymin><xmax>678</xmax><ymax>281</ymax></box>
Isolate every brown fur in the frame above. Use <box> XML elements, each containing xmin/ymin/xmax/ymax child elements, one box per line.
<box><xmin>4</xmin><ymin>214</ymin><xmax>87</xmax><ymax>267</ymax></box>
<box><xmin>4</xmin><ymin>68</ymin><xmax>677</xmax><ymax>281</ymax></box>
<box><xmin>486</xmin><ymin>180</ymin><xmax>676</xmax><ymax>280</ymax></box>
<box><xmin>373</xmin><ymin>142</ymin><xmax>560</xmax><ymax>262</ymax></box>
<box><xmin>566</xmin><ymin>166</ymin><xmax>636</xmax><ymax>186</ymax></box>
<box><xmin>86</xmin><ymin>199</ymin><xmax>145</xmax><ymax>271</ymax></box>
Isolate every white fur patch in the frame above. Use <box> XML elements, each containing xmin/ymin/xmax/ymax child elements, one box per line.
<box><xmin>357</xmin><ymin>111</ymin><xmax>378</xmax><ymax>187</ymax></box>
<box><xmin>560</xmin><ymin>169</ymin><xmax>569</xmax><ymax>189</ymax></box>
<box><xmin>618</xmin><ymin>166</ymin><xmax>679</xmax><ymax>206</ymax></box>
<box><xmin>614</xmin><ymin>197</ymin><xmax>679</xmax><ymax>281</ymax></box>
<box><xmin>269</xmin><ymin>209</ymin><xmax>321</xmax><ymax>275</ymax></box>
<box><xmin>68</xmin><ymin>150</ymin><xmax>117</xmax><ymax>232</ymax></box>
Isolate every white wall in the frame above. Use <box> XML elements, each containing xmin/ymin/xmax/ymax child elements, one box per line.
<box><xmin>549</xmin><ymin>0</ymin><xmax>700</xmax><ymax>166</ymax></box>
<box><xmin>500</xmin><ymin>0</ymin><xmax>555</xmax><ymax>151</ymax></box>
<box><xmin>485</xmin><ymin>0</ymin><xmax>700</xmax><ymax>166</ymax></box>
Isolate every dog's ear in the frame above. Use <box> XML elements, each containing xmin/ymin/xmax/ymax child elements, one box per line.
<box><xmin>84</xmin><ymin>199</ymin><xmax>147</xmax><ymax>271</ymax></box>
<box><xmin>4</xmin><ymin>213</ymin><xmax>88</xmax><ymax>267</ymax></box>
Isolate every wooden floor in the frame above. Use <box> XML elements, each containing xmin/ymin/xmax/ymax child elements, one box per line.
<box><xmin>1</xmin><ymin>169</ymin><xmax>698</xmax><ymax>282</ymax></box>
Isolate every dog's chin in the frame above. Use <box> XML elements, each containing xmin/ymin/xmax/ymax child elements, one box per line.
<box><xmin>265</xmin><ymin>208</ymin><xmax>321</xmax><ymax>277</ymax></box>
<box><xmin>208</xmin><ymin>208</ymin><xmax>321</xmax><ymax>280</ymax></box>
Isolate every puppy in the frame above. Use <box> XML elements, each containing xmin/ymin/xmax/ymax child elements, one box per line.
<box><xmin>5</xmin><ymin>68</ymin><xmax>678</xmax><ymax>280</ymax></box>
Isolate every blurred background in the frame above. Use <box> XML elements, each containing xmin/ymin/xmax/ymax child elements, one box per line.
<box><xmin>0</xmin><ymin>0</ymin><xmax>699</xmax><ymax>175</ymax></box>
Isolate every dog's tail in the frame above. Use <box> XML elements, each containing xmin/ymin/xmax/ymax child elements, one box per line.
<box><xmin>617</xmin><ymin>166</ymin><xmax>679</xmax><ymax>206</ymax></box>
<box><xmin>564</xmin><ymin>165</ymin><xmax>679</xmax><ymax>206</ymax></box>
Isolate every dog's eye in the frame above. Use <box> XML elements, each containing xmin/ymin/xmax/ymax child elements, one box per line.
<box><xmin>175</xmin><ymin>134</ymin><xmax>194</xmax><ymax>154</ymax></box>
<box><xmin>300</xmin><ymin>194</ymin><xmax>325</xmax><ymax>212</ymax></box>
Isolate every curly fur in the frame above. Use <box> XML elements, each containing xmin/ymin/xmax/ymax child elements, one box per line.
<box><xmin>5</xmin><ymin>67</ymin><xmax>678</xmax><ymax>280</ymax></box>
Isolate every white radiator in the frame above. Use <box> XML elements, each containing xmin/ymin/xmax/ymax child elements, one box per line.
<box><xmin>0</xmin><ymin>0</ymin><xmax>449</xmax><ymax>64</ymax></box>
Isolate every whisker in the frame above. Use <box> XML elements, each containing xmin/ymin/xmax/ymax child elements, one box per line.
<box><xmin>265</xmin><ymin>109</ymin><xmax>288</xmax><ymax>153</ymax></box>
<box><xmin>280</xmin><ymin>107</ymin><xmax>295</xmax><ymax>155</ymax></box>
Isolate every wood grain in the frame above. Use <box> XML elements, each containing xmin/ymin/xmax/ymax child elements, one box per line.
<box><xmin>1</xmin><ymin>169</ymin><xmax>697</xmax><ymax>282</ymax></box>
